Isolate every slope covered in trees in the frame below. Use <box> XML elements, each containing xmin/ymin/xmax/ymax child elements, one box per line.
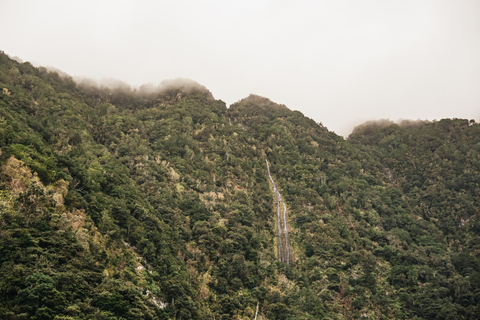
<box><xmin>0</xmin><ymin>51</ymin><xmax>479</xmax><ymax>319</ymax></box>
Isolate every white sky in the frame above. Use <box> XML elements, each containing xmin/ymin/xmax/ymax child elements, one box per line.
<box><xmin>1</xmin><ymin>0</ymin><xmax>480</xmax><ymax>136</ymax></box>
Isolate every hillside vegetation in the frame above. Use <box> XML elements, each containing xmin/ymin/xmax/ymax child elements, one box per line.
<box><xmin>0</xmin><ymin>52</ymin><xmax>479</xmax><ymax>319</ymax></box>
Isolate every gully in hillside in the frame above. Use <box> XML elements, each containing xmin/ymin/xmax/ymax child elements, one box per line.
<box><xmin>266</xmin><ymin>159</ymin><xmax>292</xmax><ymax>265</ymax></box>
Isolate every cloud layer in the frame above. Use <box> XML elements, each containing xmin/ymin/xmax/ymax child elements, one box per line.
<box><xmin>1</xmin><ymin>0</ymin><xmax>479</xmax><ymax>136</ymax></box>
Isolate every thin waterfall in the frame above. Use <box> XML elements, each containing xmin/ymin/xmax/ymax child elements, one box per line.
<box><xmin>266</xmin><ymin>158</ymin><xmax>292</xmax><ymax>265</ymax></box>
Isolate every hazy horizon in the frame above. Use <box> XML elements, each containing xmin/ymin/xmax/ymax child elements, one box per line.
<box><xmin>2</xmin><ymin>0</ymin><xmax>479</xmax><ymax>136</ymax></box>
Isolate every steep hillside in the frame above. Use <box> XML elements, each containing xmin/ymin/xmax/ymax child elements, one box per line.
<box><xmin>349</xmin><ymin>120</ymin><xmax>480</xmax><ymax>318</ymax></box>
<box><xmin>1</xmin><ymin>51</ymin><xmax>479</xmax><ymax>319</ymax></box>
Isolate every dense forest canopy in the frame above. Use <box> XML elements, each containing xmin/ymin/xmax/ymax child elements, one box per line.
<box><xmin>0</xmin><ymin>51</ymin><xmax>479</xmax><ymax>319</ymax></box>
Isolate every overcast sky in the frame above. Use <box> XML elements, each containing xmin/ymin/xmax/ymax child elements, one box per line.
<box><xmin>1</xmin><ymin>0</ymin><xmax>479</xmax><ymax>136</ymax></box>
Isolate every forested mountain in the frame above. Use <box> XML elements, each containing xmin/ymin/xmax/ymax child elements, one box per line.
<box><xmin>0</xmin><ymin>51</ymin><xmax>479</xmax><ymax>319</ymax></box>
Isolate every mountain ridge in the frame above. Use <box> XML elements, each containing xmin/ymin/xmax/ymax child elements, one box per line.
<box><xmin>1</xmin><ymin>51</ymin><xmax>479</xmax><ymax>319</ymax></box>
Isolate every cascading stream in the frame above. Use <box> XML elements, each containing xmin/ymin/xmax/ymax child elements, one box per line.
<box><xmin>266</xmin><ymin>159</ymin><xmax>292</xmax><ymax>265</ymax></box>
<box><xmin>283</xmin><ymin>202</ymin><xmax>292</xmax><ymax>263</ymax></box>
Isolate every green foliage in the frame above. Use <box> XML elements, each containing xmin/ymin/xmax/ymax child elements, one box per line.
<box><xmin>1</xmin><ymin>51</ymin><xmax>479</xmax><ymax>319</ymax></box>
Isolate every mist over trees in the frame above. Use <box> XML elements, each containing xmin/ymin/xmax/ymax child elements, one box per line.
<box><xmin>1</xmin><ymin>51</ymin><xmax>479</xmax><ymax>319</ymax></box>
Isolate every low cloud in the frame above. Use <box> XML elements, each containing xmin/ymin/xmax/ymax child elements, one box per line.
<box><xmin>351</xmin><ymin>119</ymin><xmax>430</xmax><ymax>137</ymax></box>
<box><xmin>75</xmin><ymin>75</ymin><xmax>212</xmax><ymax>97</ymax></box>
